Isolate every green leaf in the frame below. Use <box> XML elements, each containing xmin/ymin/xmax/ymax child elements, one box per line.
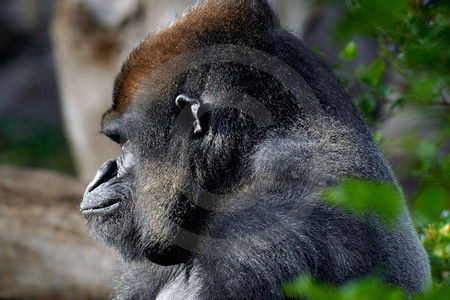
<box><xmin>409</xmin><ymin>75</ymin><xmax>443</xmax><ymax>103</ymax></box>
<box><xmin>358</xmin><ymin>59</ymin><xmax>386</xmax><ymax>87</ymax></box>
<box><xmin>283</xmin><ymin>275</ymin><xmax>405</xmax><ymax>300</ymax></box>
<box><xmin>283</xmin><ymin>275</ymin><xmax>340</xmax><ymax>300</ymax></box>
<box><xmin>340</xmin><ymin>277</ymin><xmax>405</xmax><ymax>300</ymax></box>
<box><xmin>335</xmin><ymin>0</ymin><xmax>408</xmax><ymax>38</ymax></box>
<box><xmin>416</xmin><ymin>285</ymin><xmax>450</xmax><ymax>300</ymax></box>
<box><xmin>340</xmin><ymin>41</ymin><xmax>358</xmax><ymax>60</ymax></box>
<box><xmin>322</xmin><ymin>178</ymin><xmax>402</xmax><ymax>226</ymax></box>
<box><xmin>415</xmin><ymin>184</ymin><xmax>447</xmax><ymax>223</ymax></box>
<box><xmin>358</xmin><ymin>96</ymin><xmax>377</xmax><ymax>118</ymax></box>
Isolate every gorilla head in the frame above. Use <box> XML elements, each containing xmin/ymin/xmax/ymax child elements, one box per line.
<box><xmin>81</xmin><ymin>0</ymin><xmax>430</xmax><ymax>297</ymax></box>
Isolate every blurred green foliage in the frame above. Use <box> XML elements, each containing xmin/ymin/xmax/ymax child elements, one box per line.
<box><xmin>285</xmin><ymin>0</ymin><xmax>449</xmax><ymax>298</ymax></box>
<box><xmin>283</xmin><ymin>275</ymin><xmax>407</xmax><ymax>300</ymax></box>
<box><xmin>329</xmin><ymin>0</ymin><xmax>449</xmax><ymax>124</ymax></box>
<box><xmin>419</xmin><ymin>213</ymin><xmax>450</xmax><ymax>286</ymax></box>
<box><xmin>0</xmin><ymin>119</ymin><xmax>74</xmax><ymax>174</ymax></box>
<box><xmin>283</xmin><ymin>273</ymin><xmax>450</xmax><ymax>300</ymax></box>
<box><xmin>322</xmin><ymin>178</ymin><xmax>402</xmax><ymax>226</ymax></box>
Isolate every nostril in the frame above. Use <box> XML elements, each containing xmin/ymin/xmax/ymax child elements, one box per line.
<box><xmin>86</xmin><ymin>160</ymin><xmax>118</xmax><ymax>193</ymax></box>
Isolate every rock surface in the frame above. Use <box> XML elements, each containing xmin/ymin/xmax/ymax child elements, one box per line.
<box><xmin>0</xmin><ymin>166</ymin><xmax>116</xmax><ymax>299</ymax></box>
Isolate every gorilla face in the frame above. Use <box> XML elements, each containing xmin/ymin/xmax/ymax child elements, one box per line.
<box><xmin>81</xmin><ymin>99</ymin><xmax>204</xmax><ymax>265</ymax></box>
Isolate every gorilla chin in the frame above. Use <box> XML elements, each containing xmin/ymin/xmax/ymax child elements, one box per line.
<box><xmin>81</xmin><ymin>0</ymin><xmax>430</xmax><ymax>298</ymax></box>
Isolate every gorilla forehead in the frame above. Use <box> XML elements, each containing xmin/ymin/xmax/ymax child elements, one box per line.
<box><xmin>107</xmin><ymin>0</ymin><xmax>277</xmax><ymax>117</ymax></box>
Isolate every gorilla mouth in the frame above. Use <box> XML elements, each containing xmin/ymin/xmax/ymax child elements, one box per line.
<box><xmin>81</xmin><ymin>159</ymin><xmax>123</xmax><ymax>215</ymax></box>
<box><xmin>81</xmin><ymin>198</ymin><xmax>121</xmax><ymax>215</ymax></box>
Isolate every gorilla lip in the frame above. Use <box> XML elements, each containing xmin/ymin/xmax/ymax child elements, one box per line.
<box><xmin>81</xmin><ymin>198</ymin><xmax>121</xmax><ymax>215</ymax></box>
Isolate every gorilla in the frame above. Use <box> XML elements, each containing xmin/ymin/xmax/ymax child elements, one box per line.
<box><xmin>81</xmin><ymin>0</ymin><xmax>430</xmax><ymax>299</ymax></box>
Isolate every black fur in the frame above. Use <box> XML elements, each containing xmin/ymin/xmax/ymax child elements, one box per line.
<box><xmin>81</xmin><ymin>0</ymin><xmax>430</xmax><ymax>299</ymax></box>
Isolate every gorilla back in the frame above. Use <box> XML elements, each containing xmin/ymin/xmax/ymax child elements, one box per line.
<box><xmin>81</xmin><ymin>0</ymin><xmax>430</xmax><ymax>298</ymax></box>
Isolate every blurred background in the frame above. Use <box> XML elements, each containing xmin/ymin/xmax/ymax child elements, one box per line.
<box><xmin>0</xmin><ymin>0</ymin><xmax>448</xmax><ymax>299</ymax></box>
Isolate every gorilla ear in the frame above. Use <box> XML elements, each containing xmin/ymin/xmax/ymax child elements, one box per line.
<box><xmin>175</xmin><ymin>94</ymin><xmax>204</xmax><ymax>134</ymax></box>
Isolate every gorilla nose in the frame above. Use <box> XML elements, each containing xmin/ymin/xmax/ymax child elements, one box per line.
<box><xmin>86</xmin><ymin>159</ymin><xmax>118</xmax><ymax>193</ymax></box>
